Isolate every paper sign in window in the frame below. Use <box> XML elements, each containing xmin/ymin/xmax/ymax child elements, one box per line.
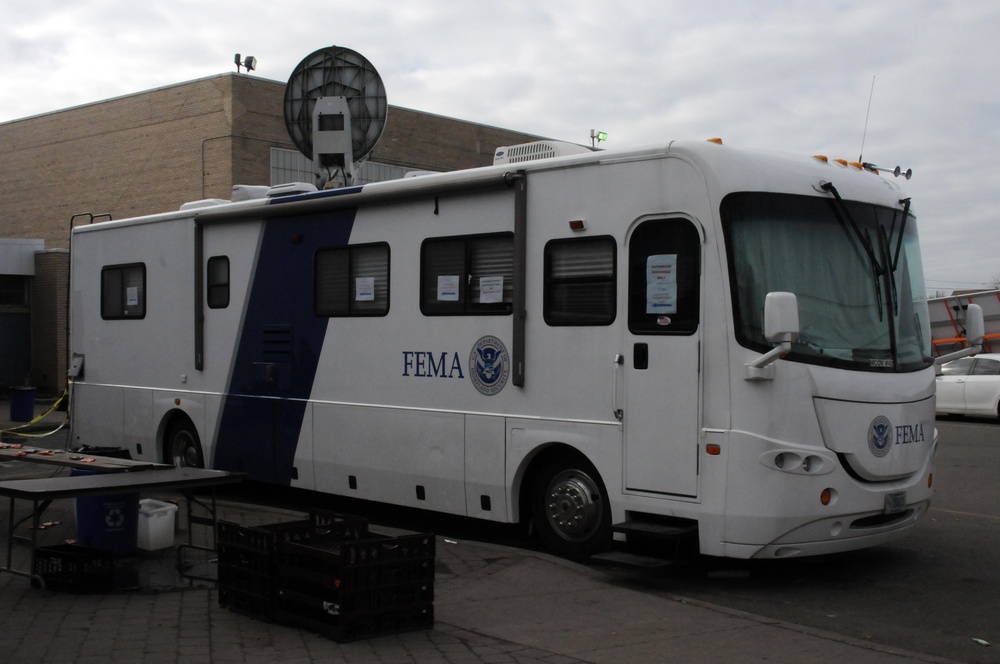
<box><xmin>479</xmin><ymin>275</ymin><xmax>504</xmax><ymax>303</ymax></box>
<box><xmin>126</xmin><ymin>286</ymin><xmax>139</xmax><ymax>307</ymax></box>
<box><xmin>355</xmin><ymin>277</ymin><xmax>375</xmax><ymax>302</ymax></box>
<box><xmin>438</xmin><ymin>275</ymin><xmax>460</xmax><ymax>301</ymax></box>
<box><xmin>646</xmin><ymin>254</ymin><xmax>678</xmax><ymax>314</ymax></box>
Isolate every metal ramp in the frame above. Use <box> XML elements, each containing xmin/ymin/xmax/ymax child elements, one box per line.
<box><xmin>929</xmin><ymin>290</ymin><xmax>1000</xmax><ymax>355</ymax></box>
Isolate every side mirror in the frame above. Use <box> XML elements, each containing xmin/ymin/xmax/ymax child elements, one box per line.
<box><xmin>763</xmin><ymin>291</ymin><xmax>800</xmax><ymax>344</ymax></box>
<box><xmin>746</xmin><ymin>292</ymin><xmax>800</xmax><ymax>380</ymax></box>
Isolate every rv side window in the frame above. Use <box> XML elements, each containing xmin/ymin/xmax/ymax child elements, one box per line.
<box><xmin>421</xmin><ymin>233</ymin><xmax>514</xmax><ymax>315</ymax></box>
<box><xmin>206</xmin><ymin>256</ymin><xmax>230</xmax><ymax>309</ymax></box>
<box><xmin>314</xmin><ymin>243</ymin><xmax>390</xmax><ymax>317</ymax></box>
<box><xmin>543</xmin><ymin>236</ymin><xmax>617</xmax><ymax>326</ymax></box>
<box><xmin>101</xmin><ymin>263</ymin><xmax>146</xmax><ymax>320</ymax></box>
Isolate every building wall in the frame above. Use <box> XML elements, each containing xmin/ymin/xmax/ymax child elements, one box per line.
<box><xmin>0</xmin><ymin>72</ymin><xmax>547</xmax><ymax>395</ymax></box>
<box><xmin>0</xmin><ymin>73</ymin><xmax>543</xmax><ymax>248</ymax></box>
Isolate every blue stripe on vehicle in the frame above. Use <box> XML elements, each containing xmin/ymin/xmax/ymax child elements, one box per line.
<box><xmin>212</xmin><ymin>208</ymin><xmax>357</xmax><ymax>483</ymax></box>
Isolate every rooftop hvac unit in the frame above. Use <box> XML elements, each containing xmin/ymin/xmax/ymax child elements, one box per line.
<box><xmin>493</xmin><ymin>140</ymin><xmax>592</xmax><ymax>165</ymax></box>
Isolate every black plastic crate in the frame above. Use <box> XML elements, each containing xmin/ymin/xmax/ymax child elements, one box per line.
<box><xmin>274</xmin><ymin>532</ymin><xmax>435</xmax><ymax>639</ymax></box>
<box><xmin>218</xmin><ymin>510</ymin><xmax>368</xmax><ymax>555</ymax></box>
<box><xmin>33</xmin><ymin>544</ymin><xmax>115</xmax><ymax>594</ymax></box>
<box><xmin>276</xmin><ymin>590</ymin><xmax>434</xmax><ymax>643</ymax></box>
<box><xmin>217</xmin><ymin>511</ymin><xmax>369</xmax><ymax>617</ymax></box>
<box><xmin>277</xmin><ymin>534</ymin><xmax>435</xmax><ymax>601</ymax></box>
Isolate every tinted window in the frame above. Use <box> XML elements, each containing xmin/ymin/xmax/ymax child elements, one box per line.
<box><xmin>207</xmin><ymin>256</ymin><xmax>230</xmax><ymax>309</ymax></box>
<box><xmin>315</xmin><ymin>243</ymin><xmax>390</xmax><ymax>317</ymax></box>
<box><xmin>101</xmin><ymin>263</ymin><xmax>146</xmax><ymax>319</ymax></box>
<box><xmin>421</xmin><ymin>234</ymin><xmax>513</xmax><ymax>315</ymax></box>
<box><xmin>628</xmin><ymin>219</ymin><xmax>700</xmax><ymax>334</ymax></box>
<box><xmin>941</xmin><ymin>357</ymin><xmax>975</xmax><ymax>376</ymax></box>
<box><xmin>544</xmin><ymin>236</ymin><xmax>616</xmax><ymax>326</ymax></box>
<box><xmin>972</xmin><ymin>358</ymin><xmax>1000</xmax><ymax>376</ymax></box>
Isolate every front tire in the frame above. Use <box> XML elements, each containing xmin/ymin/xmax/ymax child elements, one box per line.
<box><xmin>532</xmin><ymin>455</ymin><xmax>612</xmax><ymax>559</ymax></box>
<box><xmin>166</xmin><ymin>419</ymin><xmax>204</xmax><ymax>468</ymax></box>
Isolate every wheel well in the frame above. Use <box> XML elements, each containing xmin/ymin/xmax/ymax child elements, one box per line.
<box><xmin>159</xmin><ymin>410</ymin><xmax>198</xmax><ymax>462</ymax></box>
<box><xmin>516</xmin><ymin>443</ymin><xmax>601</xmax><ymax>528</ymax></box>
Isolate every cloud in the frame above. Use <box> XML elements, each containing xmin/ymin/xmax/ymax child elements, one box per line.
<box><xmin>1</xmin><ymin>0</ymin><xmax>998</xmax><ymax>290</ymax></box>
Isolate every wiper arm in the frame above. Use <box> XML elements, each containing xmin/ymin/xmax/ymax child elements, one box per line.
<box><xmin>878</xmin><ymin>224</ymin><xmax>898</xmax><ymax>317</ymax></box>
<box><xmin>879</xmin><ymin>198</ymin><xmax>911</xmax><ymax>318</ymax></box>
<box><xmin>890</xmin><ymin>197</ymin><xmax>911</xmax><ymax>272</ymax></box>
<box><xmin>821</xmin><ymin>181</ymin><xmax>885</xmax><ymax>319</ymax></box>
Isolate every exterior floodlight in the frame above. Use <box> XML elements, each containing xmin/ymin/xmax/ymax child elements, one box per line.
<box><xmin>235</xmin><ymin>54</ymin><xmax>257</xmax><ymax>73</ymax></box>
<box><xmin>590</xmin><ymin>129</ymin><xmax>608</xmax><ymax>147</ymax></box>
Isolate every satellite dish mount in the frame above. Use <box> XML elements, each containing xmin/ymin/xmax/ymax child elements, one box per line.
<box><xmin>284</xmin><ymin>47</ymin><xmax>387</xmax><ymax>189</ymax></box>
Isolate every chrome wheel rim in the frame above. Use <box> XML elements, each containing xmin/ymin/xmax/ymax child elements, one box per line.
<box><xmin>544</xmin><ymin>469</ymin><xmax>603</xmax><ymax>542</ymax></box>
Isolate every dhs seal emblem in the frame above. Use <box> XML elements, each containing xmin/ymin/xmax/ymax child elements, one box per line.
<box><xmin>868</xmin><ymin>416</ymin><xmax>893</xmax><ymax>458</ymax></box>
<box><xmin>469</xmin><ymin>336</ymin><xmax>510</xmax><ymax>396</ymax></box>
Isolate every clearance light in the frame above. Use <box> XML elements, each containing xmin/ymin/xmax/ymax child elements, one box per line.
<box><xmin>848</xmin><ymin>161</ymin><xmax>863</xmax><ymax>170</ymax></box>
<box><xmin>813</xmin><ymin>155</ymin><xmax>829</xmax><ymax>163</ymax></box>
<box><xmin>834</xmin><ymin>159</ymin><xmax>849</xmax><ymax>167</ymax></box>
<box><xmin>707</xmin><ymin>137</ymin><xmax>723</xmax><ymax>145</ymax></box>
<box><xmin>568</xmin><ymin>219</ymin><xmax>586</xmax><ymax>232</ymax></box>
<box><xmin>706</xmin><ymin>443</ymin><xmax>721</xmax><ymax>456</ymax></box>
<box><xmin>175</xmin><ymin>398</ymin><xmax>181</xmax><ymax>406</ymax></box>
<box><xmin>928</xmin><ymin>473</ymin><xmax>933</xmax><ymax>488</ymax></box>
<box><xmin>820</xmin><ymin>488</ymin><xmax>833</xmax><ymax>506</ymax></box>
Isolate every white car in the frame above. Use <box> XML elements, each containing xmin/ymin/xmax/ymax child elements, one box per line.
<box><xmin>936</xmin><ymin>353</ymin><xmax>1000</xmax><ymax>419</ymax></box>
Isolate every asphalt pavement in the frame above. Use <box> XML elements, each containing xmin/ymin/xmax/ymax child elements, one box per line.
<box><xmin>0</xmin><ymin>396</ymin><xmax>962</xmax><ymax>663</ymax></box>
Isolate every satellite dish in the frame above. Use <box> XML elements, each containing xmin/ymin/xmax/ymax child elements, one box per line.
<box><xmin>283</xmin><ymin>46</ymin><xmax>387</xmax><ymax>168</ymax></box>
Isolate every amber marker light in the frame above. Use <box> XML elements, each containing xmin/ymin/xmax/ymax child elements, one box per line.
<box><xmin>707</xmin><ymin>137</ymin><xmax>723</xmax><ymax>144</ymax></box>
<box><xmin>175</xmin><ymin>398</ymin><xmax>181</xmax><ymax>406</ymax></box>
<box><xmin>820</xmin><ymin>488</ymin><xmax>833</xmax><ymax>506</ymax></box>
<box><xmin>813</xmin><ymin>155</ymin><xmax>829</xmax><ymax>163</ymax></box>
<box><xmin>706</xmin><ymin>443</ymin><xmax>721</xmax><ymax>455</ymax></box>
<box><xmin>568</xmin><ymin>219</ymin><xmax>586</xmax><ymax>232</ymax></box>
<box><xmin>928</xmin><ymin>473</ymin><xmax>933</xmax><ymax>488</ymax></box>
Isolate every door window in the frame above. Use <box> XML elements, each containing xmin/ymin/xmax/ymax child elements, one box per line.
<box><xmin>628</xmin><ymin>220</ymin><xmax>701</xmax><ymax>334</ymax></box>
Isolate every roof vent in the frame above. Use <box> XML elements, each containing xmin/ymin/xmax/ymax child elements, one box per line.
<box><xmin>180</xmin><ymin>198</ymin><xmax>229</xmax><ymax>210</ymax></box>
<box><xmin>267</xmin><ymin>182</ymin><xmax>318</xmax><ymax>197</ymax></box>
<box><xmin>231</xmin><ymin>185</ymin><xmax>270</xmax><ymax>202</ymax></box>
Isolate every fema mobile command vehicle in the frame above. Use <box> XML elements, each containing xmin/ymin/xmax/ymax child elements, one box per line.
<box><xmin>67</xmin><ymin>47</ymin><xmax>984</xmax><ymax>561</ymax></box>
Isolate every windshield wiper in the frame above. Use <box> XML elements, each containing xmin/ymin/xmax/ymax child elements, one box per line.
<box><xmin>890</xmin><ymin>198</ymin><xmax>911</xmax><ymax>271</ymax></box>
<box><xmin>821</xmin><ymin>181</ymin><xmax>886</xmax><ymax>320</ymax></box>
<box><xmin>879</xmin><ymin>197</ymin><xmax>912</xmax><ymax>318</ymax></box>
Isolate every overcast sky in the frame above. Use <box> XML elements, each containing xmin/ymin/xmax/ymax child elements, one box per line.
<box><xmin>3</xmin><ymin>0</ymin><xmax>997</xmax><ymax>294</ymax></box>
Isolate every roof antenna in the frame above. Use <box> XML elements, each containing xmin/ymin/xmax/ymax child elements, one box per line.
<box><xmin>859</xmin><ymin>75</ymin><xmax>875</xmax><ymax>162</ymax></box>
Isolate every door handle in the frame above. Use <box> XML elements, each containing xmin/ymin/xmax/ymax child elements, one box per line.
<box><xmin>613</xmin><ymin>354</ymin><xmax>624</xmax><ymax>421</ymax></box>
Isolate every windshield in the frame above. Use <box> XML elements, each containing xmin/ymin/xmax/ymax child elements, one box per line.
<box><xmin>722</xmin><ymin>191</ymin><xmax>931</xmax><ymax>372</ymax></box>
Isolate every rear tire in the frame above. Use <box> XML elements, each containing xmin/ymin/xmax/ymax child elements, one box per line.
<box><xmin>532</xmin><ymin>454</ymin><xmax>611</xmax><ymax>560</ymax></box>
<box><xmin>166</xmin><ymin>419</ymin><xmax>204</xmax><ymax>468</ymax></box>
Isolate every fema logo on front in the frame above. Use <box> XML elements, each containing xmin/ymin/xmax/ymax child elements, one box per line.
<box><xmin>469</xmin><ymin>336</ymin><xmax>510</xmax><ymax>396</ymax></box>
<box><xmin>868</xmin><ymin>415</ymin><xmax>894</xmax><ymax>458</ymax></box>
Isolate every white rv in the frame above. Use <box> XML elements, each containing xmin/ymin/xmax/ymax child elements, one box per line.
<box><xmin>70</xmin><ymin>139</ymin><xmax>940</xmax><ymax>559</ymax></box>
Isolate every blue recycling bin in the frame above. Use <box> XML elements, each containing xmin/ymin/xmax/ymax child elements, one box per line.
<box><xmin>9</xmin><ymin>386</ymin><xmax>35</xmax><ymax>422</ymax></box>
<box><xmin>72</xmin><ymin>468</ymin><xmax>139</xmax><ymax>556</ymax></box>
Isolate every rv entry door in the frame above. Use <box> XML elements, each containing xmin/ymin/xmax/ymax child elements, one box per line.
<box><xmin>623</xmin><ymin>218</ymin><xmax>702</xmax><ymax>497</ymax></box>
